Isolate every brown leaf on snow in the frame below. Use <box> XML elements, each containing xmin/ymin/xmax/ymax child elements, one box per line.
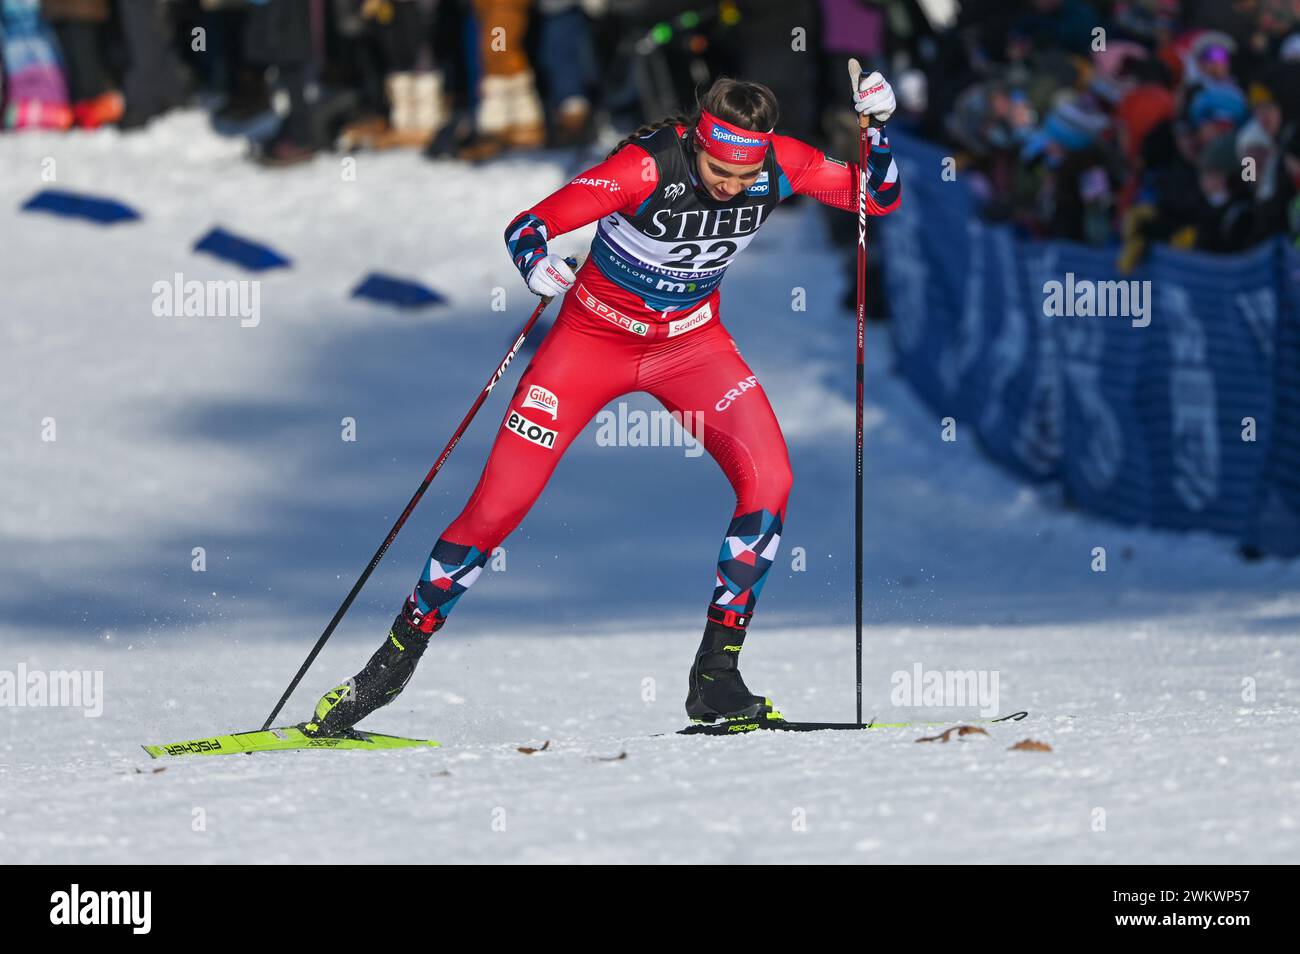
<box><xmin>517</xmin><ymin>740</ymin><xmax>551</xmax><ymax>754</ymax></box>
<box><xmin>1009</xmin><ymin>739</ymin><xmax>1052</xmax><ymax>752</ymax></box>
<box><xmin>916</xmin><ymin>725</ymin><xmax>989</xmax><ymax>743</ymax></box>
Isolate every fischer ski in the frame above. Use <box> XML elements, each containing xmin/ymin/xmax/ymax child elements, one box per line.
<box><xmin>676</xmin><ymin>710</ymin><xmax>1029</xmax><ymax>736</ymax></box>
<box><xmin>142</xmin><ymin>725</ymin><xmax>440</xmax><ymax>759</ymax></box>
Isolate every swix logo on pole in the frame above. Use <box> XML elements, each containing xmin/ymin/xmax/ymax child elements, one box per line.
<box><xmin>487</xmin><ymin>332</ymin><xmax>527</xmax><ymax>392</ymax></box>
<box><xmin>858</xmin><ymin>165</ymin><xmax>867</xmax><ymax>249</ymax></box>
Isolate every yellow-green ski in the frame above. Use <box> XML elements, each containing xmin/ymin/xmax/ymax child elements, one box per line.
<box><xmin>142</xmin><ymin>725</ymin><xmax>440</xmax><ymax>759</ymax></box>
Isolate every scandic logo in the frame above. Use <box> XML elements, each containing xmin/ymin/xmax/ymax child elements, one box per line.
<box><xmin>667</xmin><ymin>302</ymin><xmax>712</xmax><ymax>337</ymax></box>
<box><xmin>50</xmin><ymin>884</ymin><xmax>152</xmax><ymax>934</ymax></box>
<box><xmin>504</xmin><ymin>411</ymin><xmax>557</xmax><ymax>449</ymax></box>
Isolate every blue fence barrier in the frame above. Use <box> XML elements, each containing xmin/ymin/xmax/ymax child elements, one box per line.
<box><xmin>880</xmin><ymin>131</ymin><xmax>1300</xmax><ymax>557</ymax></box>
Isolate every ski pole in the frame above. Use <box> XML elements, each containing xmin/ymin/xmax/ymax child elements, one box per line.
<box><xmin>260</xmin><ymin>261</ymin><xmax>577</xmax><ymax>730</ymax></box>
<box><xmin>848</xmin><ymin>59</ymin><xmax>874</xmax><ymax>727</ymax></box>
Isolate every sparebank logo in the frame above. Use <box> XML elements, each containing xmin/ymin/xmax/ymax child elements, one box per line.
<box><xmin>50</xmin><ymin>884</ymin><xmax>151</xmax><ymax>934</ymax></box>
<box><xmin>711</xmin><ymin>126</ymin><xmax>764</xmax><ymax>147</ymax></box>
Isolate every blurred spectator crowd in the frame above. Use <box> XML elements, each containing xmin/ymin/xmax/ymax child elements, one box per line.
<box><xmin>3</xmin><ymin>0</ymin><xmax>1298</xmax><ymax>261</ymax></box>
<box><xmin>0</xmin><ymin>0</ymin><xmax>817</xmax><ymax>163</ymax></box>
<box><xmin>891</xmin><ymin>0</ymin><xmax>1300</xmax><ymax>261</ymax></box>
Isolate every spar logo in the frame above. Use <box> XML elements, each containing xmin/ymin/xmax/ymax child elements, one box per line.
<box><xmin>504</xmin><ymin>411</ymin><xmax>557</xmax><ymax>449</ymax></box>
<box><xmin>711</xmin><ymin>126</ymin><xmax>765</xmax><ymax>147</ymax></box>
<box><xmin>522</xmin><ymin>384</ymin><xmax>559</xmax><ymax>419</ymax></box>
<box><xmin>50</xmin><ymin>884</ymin><xmax>152</xmax><ymax>934</ymax></box>
<box><xmin>576</xmin><ymin>282</ymin><xmax>649</xmax><ymax>335</ymax></box>
<box><xmin>715</xmin><ymin>375</ymin><xmax>760</xmax><ymax>411</ymax></box>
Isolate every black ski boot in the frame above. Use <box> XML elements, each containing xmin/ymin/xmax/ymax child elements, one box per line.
<box><xmin>302</xmin><ymin>603</ymin><xmax>437</xmax><ymax>737</ymax></box>
<box><xmin>685</xmin><ymin>608</ymin><xmax>783</xmax><ymax>723</ymax></box>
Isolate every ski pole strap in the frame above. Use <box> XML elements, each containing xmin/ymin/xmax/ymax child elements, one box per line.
<box><xmin>708</xmin><ymin>606</ymin><xmax>750</xmax><ymax>630</ymax></box>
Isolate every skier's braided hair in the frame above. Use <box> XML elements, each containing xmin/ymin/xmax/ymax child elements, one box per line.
<box><xmin>606</xmin><ymin>77</ymin><xmax>780</xmax><ymax>159</ymax></box>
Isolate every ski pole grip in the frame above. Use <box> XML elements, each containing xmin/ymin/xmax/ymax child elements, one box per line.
<box><xmin>847</xmin><ymin>58</ymin><xmax>883</xmax><ymax>130</ymax></box>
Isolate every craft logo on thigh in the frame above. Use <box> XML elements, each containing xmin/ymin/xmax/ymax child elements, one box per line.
<box><xmin>522</xmin><ymin>384</ymin><xmax>559</xmax><ymax>419</ymax></box>
<box><xmin>714</xmin><ymin>375</ymin><xmax>760</xmax><ymax>411</ymax></box>
<box><xmin>504</xmin><ymin>411</ymin><xmax>557</xmax><ymax>449</ymax></box>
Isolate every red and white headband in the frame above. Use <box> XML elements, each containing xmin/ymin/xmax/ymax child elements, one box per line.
<box><xmin>694</xmin><ymin>108</ymin><xmax>772</xmax><ymax>165</ymax></box>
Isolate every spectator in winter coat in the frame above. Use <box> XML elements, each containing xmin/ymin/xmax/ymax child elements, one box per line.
<box><xmin>0</xmin><ymin>0</ymin><xmax>71</xmax><ymax>128</ymax></box>
<box><xmin>460</xmin><ymin>0</ymin><xmax>545</xmax><ymax>159</ymax></box>
<box><xmin>41</xmin><ymin>0</ymin><xmax>122</xmax><ymax>127</ymax></box>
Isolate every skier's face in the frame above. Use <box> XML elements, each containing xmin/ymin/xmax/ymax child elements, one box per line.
<box><xmin>696</xmin><ymin>151</ymin><xmax>765</xmax><ymax>201</ymax></box>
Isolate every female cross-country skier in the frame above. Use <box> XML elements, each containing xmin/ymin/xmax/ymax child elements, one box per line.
<box><xmin>303</xmin><ymin>68</ymin><xmax>901</xmax><ymax>734</ymax></box>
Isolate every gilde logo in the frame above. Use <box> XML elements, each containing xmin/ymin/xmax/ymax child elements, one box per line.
<box><xmin>522</xmin><ymin>385</ymin><xmax>559</xmax><ymax>420</ymax></box>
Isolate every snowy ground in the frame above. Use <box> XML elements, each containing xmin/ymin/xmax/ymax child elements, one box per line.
<box><xmin>1</xmin><ymin>113</ymin><xmax>1298</xmax><ymax>863</ymax></box>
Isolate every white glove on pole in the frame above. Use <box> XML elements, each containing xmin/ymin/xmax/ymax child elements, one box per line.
<box><xmin>526</xmin><ymin>253</ymin><xmax>576</xmax><ymax>298</ymax></box>
<box><xmin>853</xmin><ymin>69</ymin><xmax>896</xmax><ymax>125</ymax></box>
